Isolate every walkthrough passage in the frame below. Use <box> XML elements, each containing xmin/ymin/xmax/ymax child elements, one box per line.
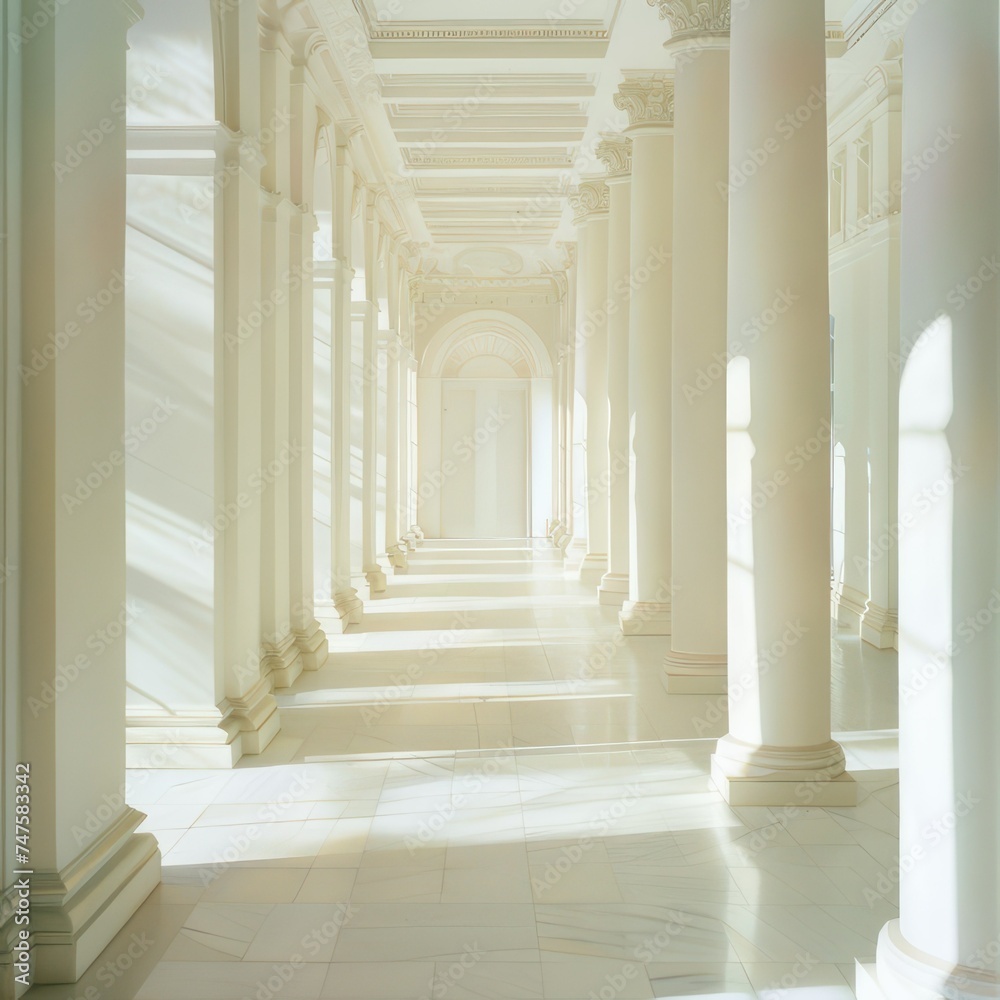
<box><xmin>94</xmin><ymin>540</ymin><xmax>900</xmax><ymax>1000</ymax></box>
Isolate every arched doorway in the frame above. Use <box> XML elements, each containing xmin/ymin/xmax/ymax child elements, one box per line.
<box><xmin>418</xmin><ymin>314</ymin><xmax>553</xmax><ymax>539</ymax></box>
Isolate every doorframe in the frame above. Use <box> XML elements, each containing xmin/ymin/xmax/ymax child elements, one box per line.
<box><xmin>440</xmin><ymin>377</ymin><xmax>532</xmax><ymax>539</ymax></box>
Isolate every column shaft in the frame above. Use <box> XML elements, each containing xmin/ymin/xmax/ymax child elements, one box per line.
<box><xmin>859</xmin><ymin>2</ymin><xmax>1000</xmax><ymax>997</ymax></box>
<box><xmin>666</xmin><ymin>32</ymin><xmax>730</xmax><ymax>691</ymax></box>
<box><xmin>330</xmin><ymin>145</ymin><xmax>362</xmax><ymax>625</ymax></box>
<box><xmin>712</xmin><ymin>0</ymin><xmax>853</xmax><ymax>806</ymax></box>
<box><xmin>576</xmin><ymin>200</ymin><xmax>610</xmax><ymax>578</ymax></box>
<box><xmin>596</xmin><ymin>137</ymin><xmax>632</xmax><ymax>606</ymax></box>
<box><xmin>18</xmin><ymin>0</ymin><xmax>160</xmax><ymax>980</ymax></box>
<box><xmin>615</xmin><ymin>73</ymin><xmax>675</xmax><ymax>635</ymax></box>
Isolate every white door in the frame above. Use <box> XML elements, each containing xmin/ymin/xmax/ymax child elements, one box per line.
<box><xmin>440</xmin><ymin>381</ymin><xmax>528</xmax><ymax>538</ymax></box>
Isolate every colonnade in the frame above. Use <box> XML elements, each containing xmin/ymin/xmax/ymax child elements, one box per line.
<box><xmin>0</xmin><ymin>0</ymin><xmax>420</xmax><ymax>986</ymax></box>
<box><xmin>555</xmin><ymin>2</ymin><xmax>1000</xmax><ymax>995</ymax></box>
<box><xmin>1</xmin><ymin>0</ymin><xmax>998</xmax><ymax>994</ymax></box>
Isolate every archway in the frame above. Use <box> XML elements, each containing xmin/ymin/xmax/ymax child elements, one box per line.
<box><xmin>417</xmin><ymin>312</ymin><xmax>553</xmax><ymax>539</ymax></box>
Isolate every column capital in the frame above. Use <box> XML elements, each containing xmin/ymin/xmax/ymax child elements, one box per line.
<box><xmin>648</xmin><ymin>0</ymin><xmax>730</xmax><ymax>41</ymax></box>
<box><xmin>596</xmin><ymin>133</ymin><xmax>633</xmax><ymax>181</ymax></box>
<box><xmin>569</xmin><ymin>178</ymin><xmax>610</xmax><ymax>223</ymax></box>
<box><xmin>614</xmin><ymin>72</ymin><xmax>675</xmax><ymax>133</ymax></box>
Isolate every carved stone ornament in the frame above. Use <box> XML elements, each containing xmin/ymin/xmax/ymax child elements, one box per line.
<box><xmin>613</xmin><ymin>73</ymin><xmax>675</xmax><ymax>130</ymax></box>
<box><xmin>596</xmin><ymin>133</ymin><xmax>633</xmax><ymax>179</ymax></box>
<box><xmin>568</xmin><ymin>179</ymin><xmax>610</xmax><ymax>223</ymax></box>
<box><xmin>647</xmin><ymin>0</ymin><xmax>731</xmax><ymax>37</ymax></box>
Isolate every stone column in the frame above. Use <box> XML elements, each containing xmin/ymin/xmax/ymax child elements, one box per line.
<box><xmin>656</xmin><ymin>1</ymin><xmax>731</xmax><ymax>691</ymax></box>
<box><xmin>259</xmin><ymin>187</ymin><xmax>305</xmax><ymax>687</ymax></box>
<box><xmin>17</xmin><ymin>0</ymin><xmax>161</xmax><ymax>981</ymax></box>
<box><xmin>595</xmin><ymin>136</ymin><xmax>632</xmax><ymax>606</ymax></box>
<box><xmin>614</xmin><ymin>73</ymin><xmax>674</xmax><ymax>635</ymax></box>
<box><xmin>330</xmin><ymin>139</ymin><xmax>363</xmax><ymax>625</ymax></box>
<box><xmin>361</xmin><ymin>193</ymin><xmax>386</xmax><ymax>593</ymax></box>
<box><xmin>383</xmin><ymin>248</ymin><xmax>407</xmax><ymax>570</ymax></box>
<box><xmin>287</xmin><ymin>71</ymin><xmax>328</xmax><ymax>670</ymax></box>
<box><xmin>710</xmin><ymin>0</ymin><xmax>854</xmax><ymax>807</ymax></box>
<box><xmin>857</xmin><ymin>2</ymin><xmax>1000</xmax><ymax>998</ymax></box>
<box><xmin>557</xmin><ymin>258</ymin><xmax>580</xmax><ymax>554</ymax></box>
<box><xmin>569</xmin><ymin>180</ymin><xmax>610</xmax><ymax>579</ymax></box>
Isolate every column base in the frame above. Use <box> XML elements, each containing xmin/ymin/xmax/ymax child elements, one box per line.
<box><xmin>553</xmin><ymin>527</ymin><xmax>572</xmax><ymax>551</ymax></box>
<box><xmin>711</xmin><ymin>735</ymin><xmax>856</xmax><ymax>807</ymax></box>
<box><xmin>402</xmin><ymin>532</ymin><xmax>417</xmax><ymax>552</ymax></box>
<box><xmin>126</xmin><ymin>680</ymin><xmax>280</xmax><ymax>768</ymax></box>
<box><xmin>25</xmin><ymin>809</ymin><xmax>161</xmax><ymax>984</ymax></box>
<box><xmin>365</xmin><ymin>566</ymin><xmax>387</xmax><ymax>594</ymax></box>
<box><xmin>858</xmin><ymin>921</ymin><xmax>1000</xmax><ymax>1000</ymax></box>
<box><xmin>833</xmin><ymin>582</ymin><xmax>868</xmax><ymax>629</ymax></box>
<box><xmin>295</xmin><ymin>619</ymin><xmax>329</xmax><ymax>671</ymax></box>
<box><xmin>262</xmin><ymin>629</ymin><xmax>305</xmax><ymax>689</ymax></box>
<box><xmin>597</xmin><ymin>572</ymin><xmax>629</xmax><ymax>606</ymax></box>
<box><xmin>663</xmin><ymin>649</ymin><xmax>727</xmax><ymax>693</ymax></box>
<box><xmin>334</xmin><ymin>587</ymin><xmax>364</xmax><ymax>626</ymax></box>
<box><xmin>564</xmin><ymin>536</ymin><xmax>587</xmax><ymax>567</ymax></box>
<box><xmin>578</xmin><ymin>553</ymin><xmax>608</xmax><ymax>580</ymax></box>
<box><xmin>410</xmin><ymin>525</ymin><xmax>425</xmax><ymax>545</ymax></box>
<box><xmin>619</xmin><ymin>600</ymin><xmax>671</xmax><ymax>635</ymax></box>
<box><xmin>388</xmin><ymin>544</ymin><xmax>409</xmax><ymax>571</ymax></box>
<box><xmin>861</xmin><ymin>602</ymin><xmax>898</xmax><ymax>650</ymax></box>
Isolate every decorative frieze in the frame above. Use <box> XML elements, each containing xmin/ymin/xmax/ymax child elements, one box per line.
<box><xmin>596</xmin><ymin>133</ymin><xmax>633</xmax><ymax>179</ymax></box>
<box><xmin>569</xmin><ymin>179</ymin><xmax>610</xmax><ymax>223</ymax></box>
<box><xmin>647</xmin><ymin>0</ymin><xmax>730</xmax><ymax>37</ymax></box>
<box><xmin>613</xmin><ymin>73</ymin><xmax>675</xmax><ymax>131</ymax></box>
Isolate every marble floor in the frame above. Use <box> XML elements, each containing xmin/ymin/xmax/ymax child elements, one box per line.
<box><xmin>28</xmin><ymin>540</ymin><xmax>900</xmax><ymax>999</ymax></box>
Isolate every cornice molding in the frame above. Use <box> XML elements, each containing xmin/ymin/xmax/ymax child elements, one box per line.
<box><xmin>648</xmin><ymin>0</ymin><xmax>730</xmax><ymax>38</ymax></box>
<box><xmin>403</xmin><ymin>150</ymin><xmax>574</xmax><ymax>170</ymax></box>
<box><xmin>596</xmin><ymin>133</ymin><xmax>632</xmax><ymax>179</ymax></box>
<box><xmin>569</xmin><ymin>179</ymin><xmax>610</xmax><ymax>223</ymax></box>
<box><xmin>613</xmin><ymin>72</ymin><xmax>675</xmax><ymax>132</ymax></box>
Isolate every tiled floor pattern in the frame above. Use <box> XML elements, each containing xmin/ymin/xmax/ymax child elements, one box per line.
<box><xmin>28</xmin><ymin>540</ymin><xmax>900</xmax><ymax>999</ymax></box>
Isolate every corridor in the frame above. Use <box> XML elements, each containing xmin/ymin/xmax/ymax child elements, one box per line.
<box><xmin>29</xmin><ymin>543</ymin><xmax>898</xmax><ymax>1000</ymax></box>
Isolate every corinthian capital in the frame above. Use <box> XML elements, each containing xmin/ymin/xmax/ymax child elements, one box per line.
<box><xmin>647</xmin><ymin>0</ymin><xmax>730</xmax><ymax>38</ymax></box>
<box><xmin>596</xmin><ymin>133</ymin><xmax>633</xmax><ymax>179</ymax></box>
<box><xmin>569</xmin><ymin>179</ymin><xmax>610</xmax><ymax>224</ymax></box>
<box><xmin>613</xmin><ymin>72</ymin><xmax>675</xmax><ymax>132</ymax></box>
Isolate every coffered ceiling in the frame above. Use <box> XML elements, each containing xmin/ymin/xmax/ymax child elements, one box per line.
<box><xmin>303</xmin><ymin>0</ymin><xmax>898</xmax><ymax>273</ymax></box>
